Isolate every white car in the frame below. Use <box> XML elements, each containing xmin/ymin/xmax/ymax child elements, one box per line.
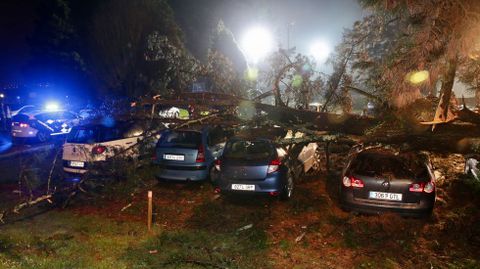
<box><xmin>11</xmin><ymin>110</ymin><xmax>80</xmax><ymax>142</ymax></box>
<box><xmin>62</xmin><ymin>122</ymin><xmax>146</xmax><ymax>175</ymax></box>
<box><xmin>10</xmin><ymin>105</ymin><xmax>38</xmax><ymax>117</ymax></box>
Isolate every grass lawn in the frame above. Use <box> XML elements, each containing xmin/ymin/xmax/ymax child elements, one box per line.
<box><xmin>0</xmin><ymin>210</ymin><xmax>269</xmax><ymax>269</ymax></box>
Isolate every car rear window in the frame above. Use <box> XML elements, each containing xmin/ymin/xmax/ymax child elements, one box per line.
<box><xmin>12</xmin><ymin>114</ymin><xmax>30</xmax><ymax>122</ymax></box>
<box><xmin>223</xmin><ymin>140</ymin><xmax>275</xmax><ymax>160</ymax></box>
<box><xmin>35</xmin><ymin>112</ymin><xmax>60</xmax><ymax>122</ymax></box>
<box><xmin>68</xmin><ymin>123</ymin><xmax>140</xmax><ymax>144</ymax></box>
<box><xmin>156</xmin><ymin>131</ymin><xmax>202</xmax><ymax>149</ymax></box>
<box><xmin>350</xmin><ymin>152</ymin><xmax>427</xmax><ymax>179</ymax></box>
<box><xmin>67</xmin><ymin>127</ymin><xmax>99</xmax><ymax>143</ymax></box>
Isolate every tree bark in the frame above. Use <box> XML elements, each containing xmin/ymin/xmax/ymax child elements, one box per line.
<box><xmin>435</xmin><ymin>57</ymin><xmax>458</xmax><ymax>122</ymax></box>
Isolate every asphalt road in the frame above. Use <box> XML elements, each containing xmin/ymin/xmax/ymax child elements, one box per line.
<box><xmin>0</xmin><ymin>132</ymin><xmax>61</xmax><ymax>183</ymax></box>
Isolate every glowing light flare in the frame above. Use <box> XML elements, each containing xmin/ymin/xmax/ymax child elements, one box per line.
<box><xmin>245</xmin><ymin>67</ymin><xmax>259</xmax><ymax>81</ymax></box>
<box><xmin>292</xmin><ymin>75</ymin><xmax>303</xmax><ymax>88</ymax></box>
<box><xmin>468</xmin><ymin>50</ymin><xmax>480</xmax><ymax>60</ymax></box>
<box><xmin>45</xmin><ymin>102</ymin><xmax>60</xmax><ymax>112</ymax></box>
<box><xmin>406</xmin><ymin>70</ymin><xmax>429</xmax><ymax>85</ymax></box>
<box><xmin>240</xmin><ymin>27</ymin><xmax>274</xmax><ymax>63</ymax></box>
<box><xmin>309</xmin><ymin>40</ymin><xmax>331</xmax><ymax>62</ymax></box>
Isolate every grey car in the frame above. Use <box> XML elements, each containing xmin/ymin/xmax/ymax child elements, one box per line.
<box><xmin>340</xmin><ymin>147</ymin><xmax>436</xmax><ymax>217</ymax></box>
<box><xmin>214</xmin><ymin>137</ymin><xmax>294</xmax><ymax>200</ymax></box>
<box><xmin>153</xmin><ymin>127</ymin><xmax>226</xmax><ymax>181</ymax></box>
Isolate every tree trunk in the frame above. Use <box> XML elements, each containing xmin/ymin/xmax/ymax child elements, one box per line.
<box><xmin>436</xmin><ymin>57</ymin><xmax>458</xmax><ymax>122</ymax></box>
<box><xmin>273</xmin><ymin>63</ymin><xmax>296</xmax><ymax>107</ymax></box>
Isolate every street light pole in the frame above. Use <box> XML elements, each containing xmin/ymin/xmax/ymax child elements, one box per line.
<box><xmin>287</xmin><ymin>21</ymin><xmax>295</xmax><ymax>51</ymax></box>
<box><xmin>0</xmin><ymin>94</ymin><xmax>6</xmax><ymax>131</ymax></box>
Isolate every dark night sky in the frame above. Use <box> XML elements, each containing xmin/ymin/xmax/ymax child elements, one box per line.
<box><xmin>0</xmin><ymin>1</ymin><xmax>36</xmax><ymax>84</ymax></box>
<box><xmin>0</xmin><ymin>0</ymin><xmax>364</xmax><ymax>84</ymax></box>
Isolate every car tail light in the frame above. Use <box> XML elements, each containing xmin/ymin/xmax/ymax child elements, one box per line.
<box><xmin>214</xmin><ymin>187</ymin><xmax>221</xmax><ymax>194</ymax></box>
<box><xmin>409</xmin><ymin>181</ymin><xmax>435</xmax><ymax>193</ymax></box>
<box><xmin>343</xmin><ymin>176</ymin><xmax>364</xmax><ymax>188</ymax></box>
<box><xmin>423</xmin><ymin>181</ymin><xmax>435</xmax><ymax>193</ymax></box>
<box><xmin>267</xmin><ymin>159</ymin><xmax>281</xmax><ymax>174</ymax></box>
<box><xmin>269</xmin><ymin>191</ymin><xmax>279</xmax><ymax>196</ymax></box>
<box><xmin>342</xmin><ymin>176</ymin><xmax>352</xmax><ymax>187</ymax></box>
<box><xmin>350</xmin><ymin>176</ymin><xmax>364</xmax><ymax>188</ymax></box>
<box><xmin>196</xmin><ymin>144</ymin><xmax>205</xmax><ymax>163</ymax></box>
<box><xmin>19</xmin><ymin>123</ymin><xmax>29</xmax><ymax>128</ymax></box>
<box><xmin>214</xmin><ymin>159</ymin><xmax>221</xmax><ymax>171</ymax></box>
<box><xmin>92</xmin><ymin>145</ymin><xmax>106</xmax><ymax>155</ymax></box>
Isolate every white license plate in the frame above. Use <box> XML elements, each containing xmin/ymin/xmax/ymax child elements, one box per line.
<box><xmin>369</xmin><ymin>191</ymin><xmax>402</xmax><ymax>201</ymax></box>
<box><xmin>231</xmin><ymin>184</ymin><xmax>255</xmax><ymax>191</ymax></box>
<box><xmin>70</xmin><ymin>161</ymin><xmax>85</xmax><ymax>168</ymax></box>
<box><xmin>164</xmin><ymin>154</ymin><xmax>185</xmax><ymax>161</ymax></box>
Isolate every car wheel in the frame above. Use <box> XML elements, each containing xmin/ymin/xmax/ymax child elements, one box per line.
<box><xmin>36</xmin><ymin>131</ymin><xmax>49</xmax><ymax>143</ymax></box>
<box><xmin>280</xmin><ymin>173</ymin><xmax>294</xmax><ymax>201</ymax></box>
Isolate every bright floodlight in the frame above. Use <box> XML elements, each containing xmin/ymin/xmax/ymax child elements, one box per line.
<box><xmin>0</xmin><ymin>93</ymin><xmax>4</xmax><ymax>98</ymax></box>
<box><xmin>309</xmin><ymin>40</ymin><xmax>331</xmax><ymax>62</ymax></box>
<box><xmin>45</xmin><ymin>102</ymin><xmax>60</xmax><ymax>112</ymax></box>
<box><xmin>241</xmin><ymin>26</ymin><xmax>274</xmax><ymax>63</ymax></box>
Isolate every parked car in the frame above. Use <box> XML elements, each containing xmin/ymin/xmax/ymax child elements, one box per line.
<box><xmin>158</xmin><ymin>106</ymin><xmax>189</xmax><ymax>120</ymax></box>
<box><xmin>339</xmin><ymin>147</ymin><xmax>436</xmax><ymax>217</ymax></box>
<box><xmin>11</xmin><ymin>110</ymin><xmax>80</xmax><ymax>142</ymax></box>
<box><xmin>10</xmin><ymin>105</ymin><xmax>38</xmax><ymax>117</ymax></box>
<box><xmin>63</xmin><ymin>121</ymin><xmax>146</xmax><ymax>175</ymax></box>
<box><xmin>213</xmin><ymin>137</ymin><xmax>296</xmax><ymax>200</ymax></box>
<box><xmin>152</xmin><ymin>127</ymin><xmax>226</xmax><ymax>181</ymax></box>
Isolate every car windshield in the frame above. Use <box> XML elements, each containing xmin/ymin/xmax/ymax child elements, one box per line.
<box><xmin>350</xmin><ymin>152</ymin><xmax>428</xmax><ymax>179</ymax></box>
<box><xmin>223</xmin><ymin>140</ymin><xmax>274</xmax><ymax>160</ymax></box>
<box><xmin>157</xmin><ymin>131</ymin><xmax>201</xmax><ymax>149</ymax></box>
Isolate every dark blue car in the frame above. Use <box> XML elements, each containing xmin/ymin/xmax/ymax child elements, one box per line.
<box><xmin>214</xmin><ymin>137</ymin><xmax>294</xmax><ymax>200</ymax></box>
<box><xmin>153</xmin><ymin>127</ymin><xmax>225</xmax><ymax>181</ymax></box>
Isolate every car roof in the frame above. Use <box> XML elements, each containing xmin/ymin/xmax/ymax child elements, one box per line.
<box><xmin>73</xmin><ymin>120</ymin><xmax>135</xmax><ymax>129</ymax></box>
<box><xmin>227</xmin><ymin>136</ymin><xmax>272</xmax><ymax>143</ymax></box>
<box><xmin>355</xmin><ymin>148</ymin><xmax>429</xmax><ymax>164</ymax></box>
<box><xmin>20</xmin><ymin>110</ymin><xmax>73</xmax><ymax>117</ymax></box>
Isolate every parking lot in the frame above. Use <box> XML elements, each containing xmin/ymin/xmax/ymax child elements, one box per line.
<box><xmin>1</xmin><ymin>145</ymin><xmax>479</xmax><ymax>268</ymax></box>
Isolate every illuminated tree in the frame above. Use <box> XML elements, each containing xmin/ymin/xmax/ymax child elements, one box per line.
<box><xmin>262</xmin><ymin>49</ymin><xmax>325</xmax><ymax>109</ymax></box>
<box><xmin>357</xmin><ymin>0</ymin><xmax>480</xmax><ymax>113</ymax></box>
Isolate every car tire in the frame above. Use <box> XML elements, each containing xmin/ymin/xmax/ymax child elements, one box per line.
<box><xmin>36</xmin><ymin>131</ymin><xmax>49</xmax><ymax>143</ymax></box>
<box><xmin>280</xmin><ymin>173</ymin><xmax>294</xmax><ymax>201</ymax></box>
